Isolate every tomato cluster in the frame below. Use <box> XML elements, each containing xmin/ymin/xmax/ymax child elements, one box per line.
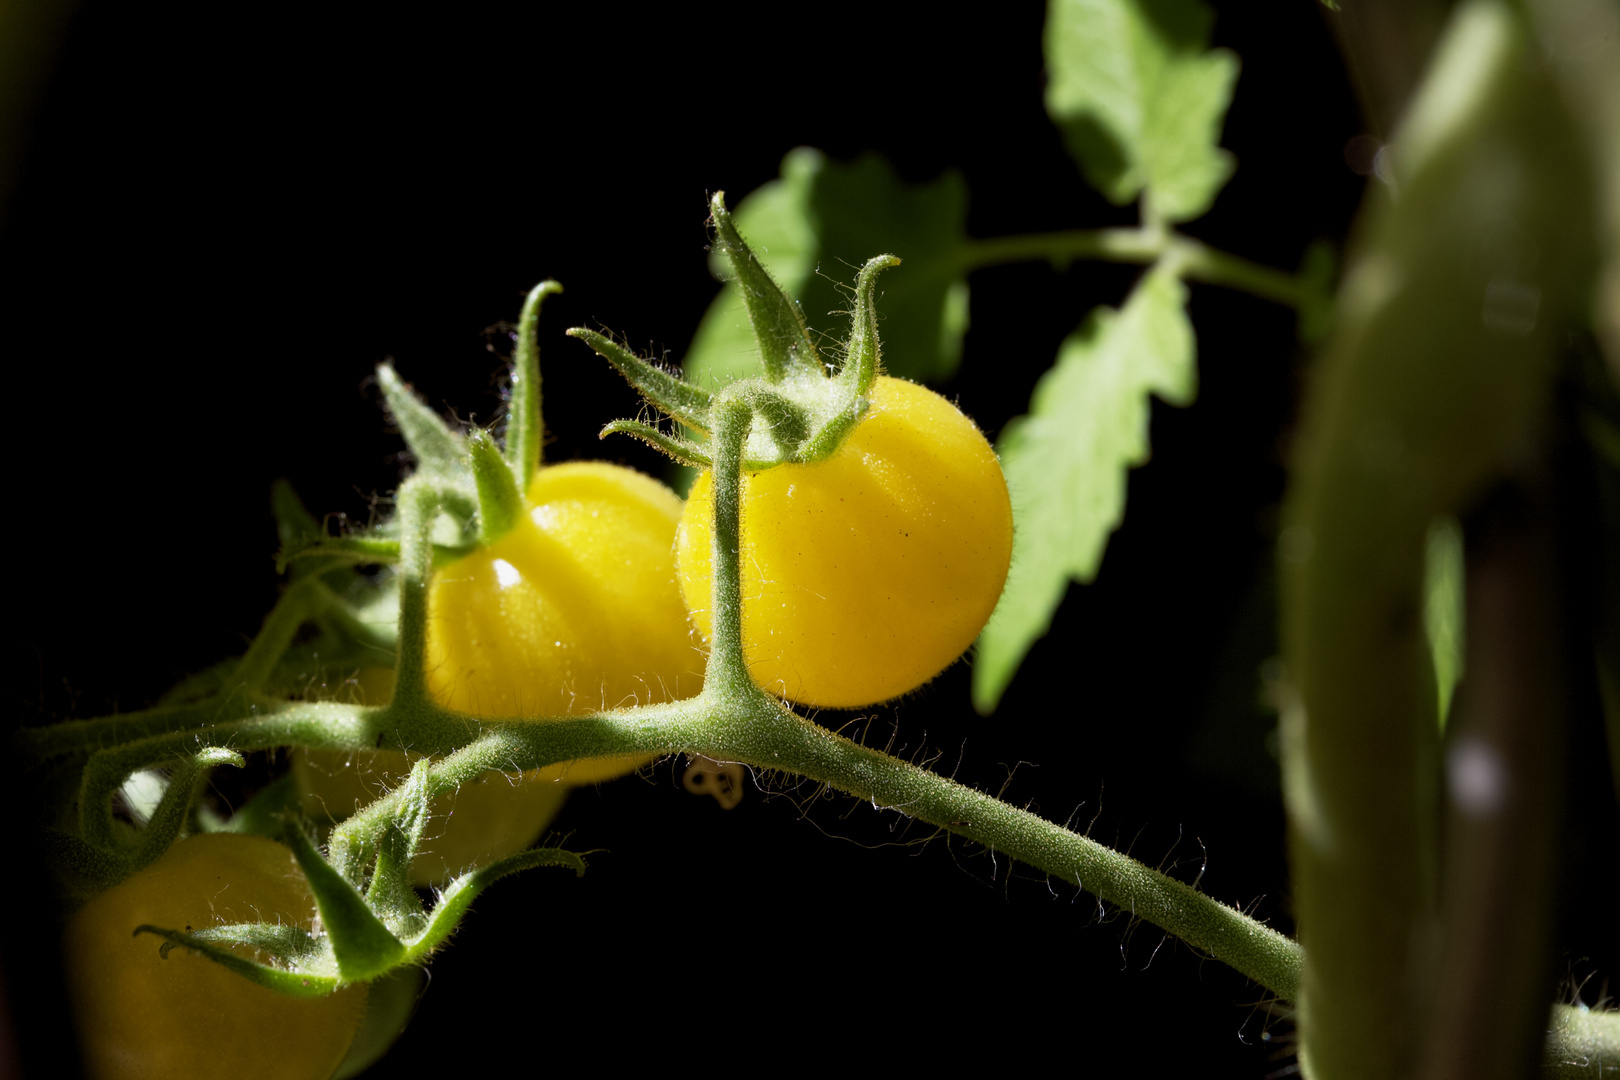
<box><xmin>58</xmin><ymin>249</ymin><xmax>1013</xmax><ymax>1078</ymax></box>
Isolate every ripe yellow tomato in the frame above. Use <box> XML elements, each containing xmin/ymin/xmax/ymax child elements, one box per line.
<box><xmin>677</xmin><ymin>375</ymin><xmax>1012</xmax><ymax>707</ymax></box>
<box><xmin>63</xmin><ymin>833</ymin><xmax>367</xmax><ymax>1080</ymax></box>
<box><xmin>297</xmin><ymin>462</ymin><xmax>701</xmax><ymax>881</ymax></box>
<box><xmin>426</xmin><ymin>461</ymin><xmax>703</xmax><ymax>775</ymax></box>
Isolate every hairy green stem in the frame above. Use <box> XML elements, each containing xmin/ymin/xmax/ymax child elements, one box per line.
<box><xmin>229</xmin><ymin>576</ymin><xmax>328</xmax><ymax>692</ymax></box>
<box><xmin>320</xmin><ymin>689</ymin><xmax>1303</xmax><ymax>996</ymax></box>
<box><xmin>390</xmin><ymin>479</ymin><xmax>440</xmax><ymax>715</ymax></box>
<box><xmin>959</xmin><ymin>228</ymin><xmax>1304</xmax><ymax>308</ymax></box>
<box><xmin>703</xmin><ymin>397</ymin><xmax>755</xmax><ymax>701</ymax></box>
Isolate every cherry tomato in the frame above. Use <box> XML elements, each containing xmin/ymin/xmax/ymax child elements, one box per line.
<box><xmin>63</xmin><ymin>832</ymin><xmax>367</xmax><ymax>1080</ymax></box>
<box><xmin>426</xmin><ymin>460</ymin><xmax>703</xmax><ymax>777</ymax></box>
<box><xmin>677</xmin><ymin>375</ymin><xmax>1012</xmax><ymax>707</ymax></box>
<box><xmin>298</xmin><ymin>462</ymin><xmax>701</xmax><ymax>880</ymax></box>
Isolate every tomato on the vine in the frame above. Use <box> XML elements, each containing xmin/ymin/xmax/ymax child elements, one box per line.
<box><xmin>298</xmin><ymin>461</ymin><xmax>701</xmax><ymax>880</ymax></box>
<box><xmin>63</xmin><ymin>832</ymin><xmax>368</xmax><ymax>1080</ymax></box>
<box><xmin>677</xmin><ymin>375</ymin><xmax>1012</xmax><ymax>708</ymax></box>
<box><xmin>426</xmin><ymin>460</ymin><xmax>703</xmax><ymax>763</ymax></box>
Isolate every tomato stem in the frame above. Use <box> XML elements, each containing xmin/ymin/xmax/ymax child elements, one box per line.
<box><xmin>958</xmin><ymin>228</ymin><xmax>1305</xmax><ymax>309</ymax></box>
<box><xmin>703</xmin><ymin>396</ymin><xmax>757</xmax><ymax>700</ymax></box>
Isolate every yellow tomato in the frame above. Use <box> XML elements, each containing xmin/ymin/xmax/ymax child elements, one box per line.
<box><xmin>677</xmin><ymin>375</ymin><xmax>1012</xmax><ymax>707</ymax></box>
<box><xmin>426</xmin><ymin>461</ymin><xmax>703</xmax><ymax>777</ymax></box>
<box><xmin>298</xmin><ymin>463</ymin><xmax>700</xmax><ymax>881</ymax></box>
<box><xmin>63</xmin><ymin>833</ymin><xmax>367</xmax><ymax>1080</ymax></box>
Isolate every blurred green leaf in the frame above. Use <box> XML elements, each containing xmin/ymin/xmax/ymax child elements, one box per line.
<box><xmin>1045</xmin><ymin>0</ymin><xmax>1238</xmax><ymax>222</ymax></box>
<box><xmin>684</xmin><ymin>147</ymin><xmax>969</xmax><ymax>391</ymax></box>
<box><xmin>973</xmin><ymin>264</ymin><xmax>1195</xmax><ymax>712</ymax></box>
<box><xmin>1423</xmin><ymin>517</ymin><xmax>1465</xmax><ymax>730</ymax></box>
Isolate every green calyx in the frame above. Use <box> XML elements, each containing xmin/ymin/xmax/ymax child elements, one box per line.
<box><xmin>569</xmin><ymin>192</ymin><xmax>899</xmax><ymax>470</ymax></box>
<box><xmin>133</xmin><ymin>810</ymin><xmax>586</xmax><ymax>995</ymax></box>
<box><xmin>276</xmin><ymin>281</ymin><xmax>563</xmax><ymax>567</ymax></box>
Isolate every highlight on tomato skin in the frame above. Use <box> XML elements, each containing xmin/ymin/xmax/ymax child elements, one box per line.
<box><xmin>62</xmin><ymin>832</ymin><xmax>368</xmax><ymax>1080</ymax></box>
<box><xmin>676</xmin><ymin>375</ymin><xmax>1013</xmax><ymax>708</ymax></box>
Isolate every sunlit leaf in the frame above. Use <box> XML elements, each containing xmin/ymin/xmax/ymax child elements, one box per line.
<box><xmin>1045</xmin><ymin>0</ymin><xmax>1238</xmax><ymax>222</ymax></box>
<box><xmin>973</xmin><ymin>263</ymin><xmax>1195</xmax><ymax>712</ymax></box>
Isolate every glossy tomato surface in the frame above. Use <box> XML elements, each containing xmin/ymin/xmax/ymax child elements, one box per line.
<box><xmin>63</xmin><ymin>832</ymin><xmax>367</xmax><ymax>1080</ymax></box>
<box><xmin>677</xmin><ymin>375</ymin><xmax>1012</xmax><ymax>707</ymax></box>
<box><xmin>426</xmin><ymin>460</ymin><xmax>703</xmax><ymax>782</ymax></box>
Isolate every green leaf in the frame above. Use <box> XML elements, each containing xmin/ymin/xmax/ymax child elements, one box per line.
<box><xmin>801</xmin><ymin>154</ymin><xmax>969</xmax><ymax>382</ymax></box>
<box><xmin>973</xmin><ymin>264</ymin><xmax>1195</xmax><ymax>713</ymax></box>
<box><xmin>684</xmin><ymin>148</ymin><xmax>969</xmax><ymax>389</ymax></box>
<box><xmin>1045</xmin><ymin>0</ymin><xmax>1238</xmax><ymax>222</ymax></box>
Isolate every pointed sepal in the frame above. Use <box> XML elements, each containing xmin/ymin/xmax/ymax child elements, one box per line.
<box><xmin>837</xmin><ymin>254</ymin><xmax>900</xmax><ymax>397</ymax></box>
<box><xmin>505</xmin><ymin>280</ymin><xmax>563</xmax><ymax>491</ymax></box>
<box><xmin>282</xmin><ymin>819</ymin><xmax>407</xmax><ymax>981</ymax></box>
<box><xmin>709</xmin><ymin>192</ymin><xmax>823</xmax><ymax>383</ymax></box>
<box><xmin>376</xmin><ymin>363</ymin><xmax>472</xmax><ymax>483</ymax></box>
<box><xmin>271</xmin><ymin>480</ymin><xmax>324</xmax><ymax>581</ymax></box>
<box><xmin>278</xmin><ymin>534</ymin><xmax>401</xmax><ymax>574</ymax></box>
<box><xmin>187</xmin><ymin>922</ymin><xmax>327</xmax><ymax>968</ymax></box>
<box><xmin>468</xmin><ymin>428</ymin><xmax>525</xmax><ymax>545</ymax></box>
<box><xmin>400</xmin><ymin>847</ymin><xmax>586</xmax><ymax>960</ymax></box>
<box><xmin>567</xmin><ymin>328</ymin><xmax>713</xmax><ymax>431</ymax></box>
<box><xmin>599</xmin><ymin>420</ymin><xmax>713</xmax><ymax>467</ymax></box>
<box><xmin>364</xmin><ymin>759</ymin><xmax>431</xmax><ymax>939</ymax></box>
<box><xmin>132</xmin><ymin>924</ymin><xmax>342</xmax><ymax>997</ymax></box>
<box><xmin>276</xmin><ymin>534</ymin><xmax>477</xmax><ymax>574</ymax></box>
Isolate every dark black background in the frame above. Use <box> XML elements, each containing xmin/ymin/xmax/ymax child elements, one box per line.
<box><xmin>9</xmin><ymin>3</ymin><xmax>1591</xmax><ymax>1078</ymax></box>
